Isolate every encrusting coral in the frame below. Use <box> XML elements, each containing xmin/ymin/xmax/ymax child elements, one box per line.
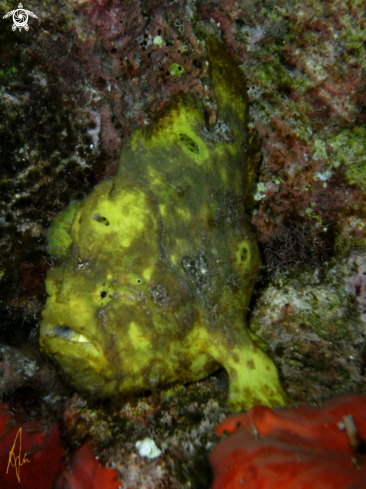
<box><xmin>39</xmin><ymin>37</ymin><xmax>287</xmax><ymax>412</ymax></box>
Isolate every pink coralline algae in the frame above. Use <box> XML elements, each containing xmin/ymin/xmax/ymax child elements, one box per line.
<box><xmin>210</xmin><ymin>394</ymin><xmax>366</xmax><ymax>489</ymax></box>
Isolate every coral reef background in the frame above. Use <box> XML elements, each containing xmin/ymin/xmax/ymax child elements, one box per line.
<box><xmin>1</xmin><ymin>0</ymin><xmax>366</xmax><ymax>487</ymax></box>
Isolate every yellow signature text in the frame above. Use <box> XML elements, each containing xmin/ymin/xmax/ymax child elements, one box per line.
<box><xmin>6</xmin><ymin>427</ymin><xmax>31</xmax><ymax>483</ymax></box>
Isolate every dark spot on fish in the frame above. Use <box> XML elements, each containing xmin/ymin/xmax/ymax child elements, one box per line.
<box><xmin>247</xmin><ymin>360</ymin><xmax>255</xmax><ymax>370</ymax></box>
<box><xmin>93</xmin><ymin>213</ymin><xmax>110</xmax><ymax>226</ymax></box>
<box><xmin>240</xmin><ymin>247</ymin><xmax>248</xmax><ymax>262</ymax></box>
<box><xmin>179</xmin><ymin>133</ymin><xmax>200</xmax><ymax>154</ymax></box>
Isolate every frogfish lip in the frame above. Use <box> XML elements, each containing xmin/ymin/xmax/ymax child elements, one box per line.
<box><xmin>40</xmin><ymin>323</ymin><xmax>102</xmax><ymax>361</ymax></box>
<box><xmin>40</xmin><ymin>323</ymin><xmax>93</xmax><ymax>346</ymax></box>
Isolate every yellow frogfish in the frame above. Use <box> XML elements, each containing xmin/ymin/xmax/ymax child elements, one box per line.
<box><xmin>39</xmin><ymin>37</ymin><xmax>287</xmax><ymax>411</ymax></box>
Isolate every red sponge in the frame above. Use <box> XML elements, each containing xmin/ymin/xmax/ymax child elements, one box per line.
<box><xmin>54</xmin><ymin>443</ymin><xmax>121</xmax><ymax>489</ymax></box>
<box><xmin>210</xmin><ymin>394</ymin><xmax>366</xmax><ymax>489</ymax></box>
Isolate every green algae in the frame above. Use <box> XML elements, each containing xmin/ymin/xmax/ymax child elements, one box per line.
<box><xmin>327</xmin><ymin>127</ymin><xmax>366</xmax><ymax>191</ymax></box>
<box><xmin>169</xmin><ymin>63</ymin><xmax>185</xmax><ymax>77</ymax></box>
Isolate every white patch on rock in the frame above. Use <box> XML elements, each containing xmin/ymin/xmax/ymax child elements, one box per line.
<box><xmin>135</xmin><ymin>438</ymin><xmax>161</xmax><ymax>459</ymax></box>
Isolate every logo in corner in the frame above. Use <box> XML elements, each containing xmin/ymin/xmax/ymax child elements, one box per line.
<box><xmin>7</xmin><ymin>427</ymin><xmax>31</xmax><ymax>482</ymax></box>
<box><xmin>3</xmin><ymin>3</ymin><xmax>38</xmax><ymax>31</ymax></box>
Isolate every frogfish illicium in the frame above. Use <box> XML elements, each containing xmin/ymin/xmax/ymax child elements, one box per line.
<box><xmin>39</xmin><ymin>37</ymin><xmax>287</xmax><ymax>410</ymax></box>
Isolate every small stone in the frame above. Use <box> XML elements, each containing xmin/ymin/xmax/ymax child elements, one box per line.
<box><xmin>135</xmin><ymin>438</ymin><xmax>161</xmax><ymax>459</ymax></box>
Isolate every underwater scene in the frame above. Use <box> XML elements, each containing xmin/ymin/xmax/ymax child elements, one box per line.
<box><xmin>0</xmin><ymin>0</ymin><xmax>366</xmax><ymax>487</ymax></box>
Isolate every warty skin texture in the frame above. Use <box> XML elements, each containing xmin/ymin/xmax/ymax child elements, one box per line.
<box><xmin>40</xmin><ymin>37</ymin><xmax>288</xmax><ymax>411</ymax></box>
